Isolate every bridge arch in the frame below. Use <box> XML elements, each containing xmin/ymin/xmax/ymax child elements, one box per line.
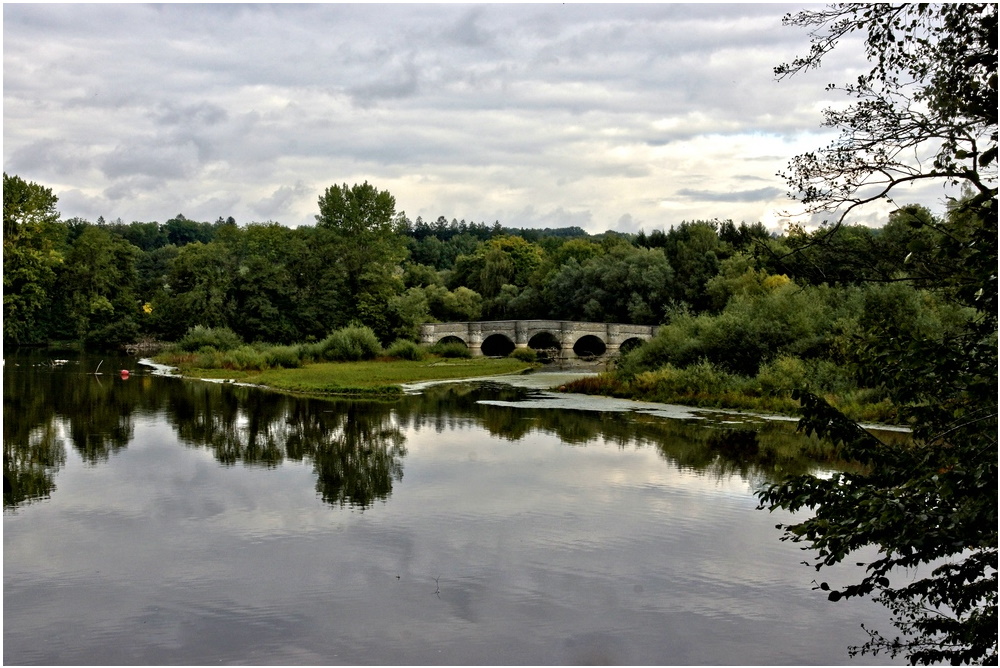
<box><xmin>619</xmin><ymin>337</ymin><xmax>644</xmax><ymax>354</ymax></box>
<box><xmin>435</xmin><ymin>335</ymin><xmax>468</xmax><ymax>347</ymax></box>
<box><xmin>527</xmin><ymin>331</ymin><xmax>561</xmax><ymax>362</ymax></box>
<box><xmin>572</xmin><ymin>335</ymin><xmax>607</xmax><ymax>358</ymax></box>
<box><xmin>527</xmin><ymin>331</ymin><xmax>560</xmax><ymax>350</ymax></box>
<box><xmin>481</xmin><ymin>333</ymin><xmax>515</xmax><ymax>357</ymax></box>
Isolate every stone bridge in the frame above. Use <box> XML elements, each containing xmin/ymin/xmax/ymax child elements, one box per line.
<box><xmin>419</xmin><ymin>320</ymin><xmax>658</xmax><ymax>360</ymax></box>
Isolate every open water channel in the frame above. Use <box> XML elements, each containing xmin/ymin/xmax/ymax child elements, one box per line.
<box><xmin>4</xmin><ymin>350</ymin><xmax>901</xmax><ymax>665</ymax></box>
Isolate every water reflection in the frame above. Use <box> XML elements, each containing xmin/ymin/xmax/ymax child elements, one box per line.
<box><xmin>5</xmin><ymin>352</ymin><xmax>865</xmax><ymax>511</ymax></box>
<box><xmin>3</xmin><ymin>352</ymin><xmax>147</xmax><ymax>506</ymax></box>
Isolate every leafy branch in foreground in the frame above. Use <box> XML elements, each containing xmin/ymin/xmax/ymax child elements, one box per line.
<box><xmin>758</xmin><ymin>4</ymin><xmax>997</xmax><ymax>664</ymax></box>
<box><xmin>758</xmin><ymin>389</ymin><xmax>997</xmax><ymax>664</ymax></box>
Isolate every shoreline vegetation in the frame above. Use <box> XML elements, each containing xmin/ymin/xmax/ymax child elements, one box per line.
<box><xmin>151</xmin><ymin>324</ymin><xmax>539</xmax><ymax>397</ymax></box>
<box><xmin>150</xmin><ymin>324</ymin><xmax>903</xmax><ymax>426</ymax></box>
<box><xmin>556</xmin><ymin>365</ymin><xmax>899</xmax><ymax>426</ymax></box>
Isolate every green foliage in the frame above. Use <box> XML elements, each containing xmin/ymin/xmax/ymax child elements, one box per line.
<box><xmin>423</xmin><ymin>284</ymin><xmax>483</xmax><ymax>322</ymax></box>
<box><xmin>450</xmin><ymin>235</ymin><xmax>545</xmax><ymax>299</ymax></box>
<box><xmin>402</xmin><ymin>262</ymin><xmax>443</xmax><ymax>288</ymax></box>
<box><xmin>176</xmin><ymin>326</ymin><xmax>244</xmax><ymax>352</ymax></box>
<box><xmin>618</xmin><ymin>280</ymin><xmax>838</xmax><ymax>378</ymax></box>
<box><xmin>704</xmin><ymin>254</ymin><xmax>778</xmax><ymax>311</ymax></box>
<box><xmin>542</xmin><ymin>244</ymin><xmax>674</xmax><ymax>324</ymax></box>
<box><xmin>163</xmin><ymin>214</ymin><xmax>218</xmax><ymax>246</ymax></box>
<box><xmin>383</xmin><ymin>287</ymin><xmax>432</xmax><ymax>343</ymax></box>
<box><xmin>57</xmin><ymin>225</ymin><xmax>142</xmax><ymax>347</ymax></box>
<box><xmin>3</xmin><ymin>173</ymin><xmax>63</xmax><ymax>344</ymax></box>
<box><xmin>154</xmin><ymin>241</ymin><xmax>236</xmax><ymax>340</ymax></box>
<box><xmin>314</xmin><ymin>182</ymin><xmax>408</xmax><ymax>338</ymax></box>
<box><xmin>660</xmin><ymin>220</ymin><xmax>728</xmax><ymax>309</ymax></box>
<box><xmin>508</xmin><ymin>347</ymin><xmax>538</xmax><ymax>363</ymax></box>
<box><xmin>428</xmin><ymin>341</ymin><xmax>472</xmax><ymax>359</ymax></box>
<box><xmin>223</xmin><ymin>222</ymin><xmax>309</xmax><ymax>344</ymax></box>
<box><xmin>633</xmin><ymin>360</ymin><xmax>739</xmax><ymax>399</ymax></box>
<box><xmin>755</xmin><ymin>355</ymin><xmax>810</xmax><ymax>396</ymax></box>
<box><xmin>264</xmin><ymin>345</ymin><xmax>304</xmax><ymax>369</ymax></box>
<box><xmin>226</xmin><ymin>345</ymin><xmax>268</xmax><ymax>371</ymax></box>
<box><xmin>319</xmin><ymin>325</ymin><xmax>383</xmax><ymax>362</ymax></box>
<box><xmin>385</xmin><ymin>339</ymin><xmax>427</xmax><ymax>361</ymax></box>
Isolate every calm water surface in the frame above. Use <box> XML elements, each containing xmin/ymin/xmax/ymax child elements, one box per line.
<box><xmin>4</xmin><ymin>351</ymin><xmax>898</xmax><ymax>665</ymax></box>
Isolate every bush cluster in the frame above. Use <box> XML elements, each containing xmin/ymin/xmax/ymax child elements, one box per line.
<box><xmin>169</xmin><ymin>324</ymin><xmax>385</xmax><ymax>371</ymax></box>
<box><xmin>317</xmin><ymin>325</ymin><xmax>382</xmax><ymax>362</ymax></box>
<box><xmin>164</xmin><ymin>326</ymin><xmax>511</xmax><ymax>371</ymax></box>
<box><xmin>385</xmin><ymin>339</ymin><xmax>427</xmax><ymax>361</ymax></box>
<box><xmin>508</xmin><ymin>347</ymin><xmax>538</xmax><ymax>363</ymax></box>
<box><xmin>176</xmin><ymin>326</ymin><xmax>243</xmax><ymax>352</ymax></box>
<box><xmin>428</xmin><ymin>341</ymin><xmax>472</xmax><ymax>358</ymax></box>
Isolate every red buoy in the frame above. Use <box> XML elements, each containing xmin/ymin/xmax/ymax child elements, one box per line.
<box><xmin>120</xmin><ymin>369</ymin><xmax>130</xmax><ymax>379</ymax></box>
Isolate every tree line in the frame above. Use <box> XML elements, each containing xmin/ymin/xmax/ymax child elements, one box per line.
<box><xmin>3</xmin><ymin>173</ymin><xmax>956</xmax><ymax>355</ymax></box>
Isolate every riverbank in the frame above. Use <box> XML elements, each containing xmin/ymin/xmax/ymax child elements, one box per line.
<box><xmin>147</xmin><ymin>355</ymin><xmax>537</xmax><ymax>397</ymax></box>
<box><xmin>556</xmin><ymin>370</ymin><xmax>901</xmax><ymax>426</ymax></box>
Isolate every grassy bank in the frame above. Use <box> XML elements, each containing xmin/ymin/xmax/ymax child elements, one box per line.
<box><xmin>157</xmin><ymin>355</ymin><xmax>535</xmax><ymax>397</ymax></box>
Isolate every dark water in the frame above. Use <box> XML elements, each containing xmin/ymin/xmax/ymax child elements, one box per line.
<box><xmin>4</xmin><ymin>351</ymin><xmax>898</xmax><ymax>665</ymax></box>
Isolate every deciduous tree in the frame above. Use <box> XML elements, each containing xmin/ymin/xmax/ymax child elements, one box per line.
<box><xmin>315</xmin><ymin>182</ymin><xmax>407</xmax><ymax>339</ymax></box>
<box><xmin>3</xmin><ymin>174</ymin><xmax>63</xmax><ymax>344</ymax></box>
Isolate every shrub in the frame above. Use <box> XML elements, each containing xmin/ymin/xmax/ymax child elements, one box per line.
<box><xmin>386</xmin><ymin>339</ymin><xmax>427</xmax><ymax>361</ymax></box>
<box><xmin>429</xmin><ymin>341</ymin><xmax>472</xmax><ymax>358</ymax></box>
<box><xmin>195</xmin><ymin>346</ymin><xmax>225</xmax><ymax>369</ymax></box>
<box><xmin>632</xmin><ymin>360</ymin><xmax>740</xmax><ymax>398</ymax></box>
<box><xmin>265</xmin><ymin>345</ymin><xmax>303</xmax><ymax>369</ymax></box>
<box><xmin>615</xmin><ymin>313</ymin><xmax>704</xmax><ymax>380</ymax></box>
<box><xmin>297</xmin><ymin>341</ymin><xmax>325</xmax><ymax>363</ymax></box>
<box><xmin>226</xmin><ymin>345</ymin><xmax>268</xmax><ymax>371</ymax></box>
<box><xmin>756</xmin><ymin>355</ymin><xmax>810</xmax><ymax>396</ymax></box>
<box><xmin>177</xmin><ymin>325</ymin><xmax>243</xmax><ymax>352</ymax></box>
<box><xmin>320</xmin><ymin>325</ymin><xmax>382</xmax><ymax>361</ymax></box>
<box><xmin>509</xmin><ymin>347</ymin><xmax>538</xmax><ymax>363</ymax></box>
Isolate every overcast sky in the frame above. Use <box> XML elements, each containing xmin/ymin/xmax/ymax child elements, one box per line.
<box><xmin>3</xmin><ymin>3</ymin><xmax>948</xmax><ymax>234</ymax></box>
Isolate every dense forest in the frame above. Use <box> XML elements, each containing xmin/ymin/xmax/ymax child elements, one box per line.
<box><xmin>4</xmin><ymin>172</ymin><xmax>967</xmax><ymax>351</ymax></box>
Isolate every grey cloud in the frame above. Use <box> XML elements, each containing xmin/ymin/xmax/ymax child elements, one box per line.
<box><xmin>103</xmin><ymin>176</ymin><xmax>163</xmax><ymax>202</ymax></box>
<box><xmin>8</xmin><ymin>139</ymin><xmax>92</xmax><ymax>177</ymax></box>
<box><xmin>154</xmin><ymin>102</ymin><xmax>228</xmax><ymax>128</ymax></box>
<box><xmin>615</xmin><ymin>213</ymin><xmax>643</xmax><ymax>233</ymax></box>
<box><xmin>251</xmin><ymin>182</ymin><xmax>313</xmax><ymax>221</ymax></box>
<box><xmin>443</xmin><ymin>7</ymin><xmax>496</xmax><ymax>48</ymax></box>
<box><xmin>5</xmin><ymin>3</ymin><xmax>923</xmax><ymax>230</ymax></box>
<box><xmin>99</xmin><ymin>139</ymin><xmax>199</xmax><ymax>180</ymax></box>
<box><xmin>677</xmin><ymin>187</ymin><xmax>785</xmax><ymax>202</ymax></box>
<box><xmin>190</xmin><ymin>194</ymin><xmax>244</xmax><ymax>223</ymax></box>
<box><xmin>502</xmin><ymin>205</ymin><xmax>594</xmax><ymax>230</ymax></box>
<box><xmin>348</xmin><ymin>60</ymin><xmax>420</xmax><ymax>107</ymax></box>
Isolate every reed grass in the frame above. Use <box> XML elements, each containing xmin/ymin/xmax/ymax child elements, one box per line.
<box><xmin>560</xmin><ymin>360</ymin><xmax>901</xmax><ymax>425</ymax></box>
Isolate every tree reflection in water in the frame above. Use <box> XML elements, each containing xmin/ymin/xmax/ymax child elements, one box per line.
<box><xmin>4</xmin><ymin>352</ymin><xmax>147</xmax><ymax>507</ymax></box>
<box><xmin>5</xmin><ymin>353</ymin><xmax>905</xmax><ymax>511</ymax></box>
<box><xmin>166</xmin><ymin>383</ymin><xmax>406</xmax><ymax>508</ymax></box>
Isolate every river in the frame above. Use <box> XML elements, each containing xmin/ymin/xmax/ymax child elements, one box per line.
<box><xmin>3</xmin><ymin>350</ymin><xmax>899</xmax><ymax>665</ymax></box>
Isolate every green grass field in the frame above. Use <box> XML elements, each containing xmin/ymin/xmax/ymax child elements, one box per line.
<box><xmin>178</xmin><ymin>356</ymin><xmax>535</xmax><ymax>396</ymax></box>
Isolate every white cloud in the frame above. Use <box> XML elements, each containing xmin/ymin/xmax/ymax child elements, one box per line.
<box><xmin>2</xmin><ymin>3</ymin><xmax>949</xmax><ymax>233</ymax></box>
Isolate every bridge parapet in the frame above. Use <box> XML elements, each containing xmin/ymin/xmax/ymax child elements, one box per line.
<box><xmin>419</xmin><ymin>320</ymin><xmax>657</xmax><ymax>360</ymax></box>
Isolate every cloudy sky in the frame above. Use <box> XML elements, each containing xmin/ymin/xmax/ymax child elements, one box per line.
<box><xmin>2</xmin><ymin>3</ymin><xmax>945</xmax><ymax>234</ymax></box>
